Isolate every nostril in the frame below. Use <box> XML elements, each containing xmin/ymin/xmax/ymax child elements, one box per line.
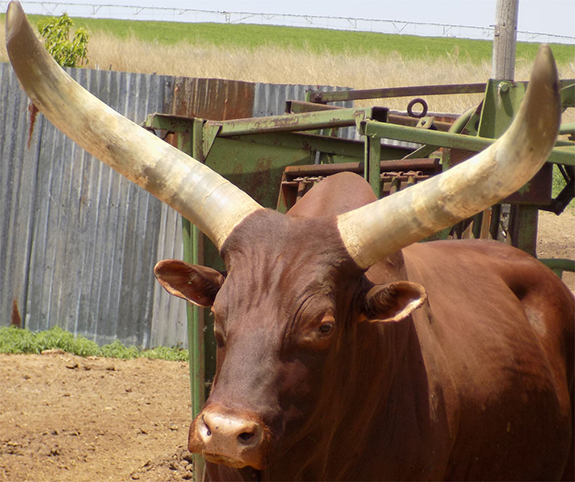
<box><xmin>201</xmin><ymin>416</ymin><xmax>212</xmax><ymax>437</ymax></box>
<box><xmin>237</xmin><ymin>430</ymin><xmax>255</xmax><ymax>444</ymax></box>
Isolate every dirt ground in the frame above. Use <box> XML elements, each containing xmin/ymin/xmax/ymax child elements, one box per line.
<box><xmin>0</xmin><ymin>211</ymin><xmax>573</xmax><ymax>482</ymax></box>
<box><xmin>537</xmin><ymin>210</ymin><xmax>575</xmax><ymax>293</ymax></box>
<box><xmin>0</xmin><ymin>352</ymin><xmax>193</xmax><ymax>482</ymax></box>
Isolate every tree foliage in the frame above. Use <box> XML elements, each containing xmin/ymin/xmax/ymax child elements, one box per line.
<box><xmin>37</xmin><ymin>13</ymin><xmax>89</xmax><ymax>68</ymax></box>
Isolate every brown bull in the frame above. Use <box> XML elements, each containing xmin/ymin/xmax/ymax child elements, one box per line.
<box><xmin>6</xmin><ymin>2</ymin><xmax>574</xmax><ymax>480</ymax></box>
<box><xmin>156</xmin><ymin>172</ymin><xmax>574</xmax><ymax>480</ymax></box>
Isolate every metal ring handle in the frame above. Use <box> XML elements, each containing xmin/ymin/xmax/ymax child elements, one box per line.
<box><xmin>407</xmin><ymin>98</ymin><xmax>428</xmax><ymax>118</ymax></box>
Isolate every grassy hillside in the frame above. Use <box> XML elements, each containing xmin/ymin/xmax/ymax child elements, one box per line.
<box><xmin>1</xmin><ymin>13</ymin><xmax>574</xmax><ymax>64</ymax></box>
<box><xmin>0</xmin><ymin>13</ymin><xmax>573</xmax><ymax>116</ymax></box>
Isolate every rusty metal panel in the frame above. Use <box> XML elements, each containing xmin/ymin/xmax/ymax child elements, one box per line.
<box><xmin>171</xmin><ymin>77</ymin><xmax>255</xmax><ymax>120</ymax></box>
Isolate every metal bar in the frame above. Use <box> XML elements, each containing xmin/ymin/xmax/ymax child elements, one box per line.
<box><xmin>540</xmin><ymin>258</ymin><xmax>575</xmax><ymax>276</ymax></box>
<box><xmin>389</xmin><ymin>177</ymin><xmax>400</xmax><ymax>195</ymax></box>
<box><xmin>288</xmin><ymin>101</ymin><xmax>454</xmax><ymax>132</ymax></box>
<box><xmin>548</xmin><ymin>147</ymin><xmax>575</xmax><ymax>166</ymax></box>
<box><xmin>182</xmin><ymin>223</ymin><xmax>205</xmax><ymax>417</ymax></box>
<box><xmin>191</xmin><ymin>225</ymin><xmax>205</xmax><ymax>414</ymax></box>
<box><xmin>479</xmin><ymin>209</ymin><xmax>492</xmax><ymax>239</ymax></box>
<box><xmin>186</xmin><ymin>127</ymin><xmax>207</xmax><ymax>482</ymax></box>
<box><xmin>561</xmin><ymin>82</ymin><xmax>575</xmax><ymax>108</ymax></box>
<box><xmin>362</xmin><ymin>119</ymin><xmax>494</xmax><ymax>151</ymax></box>
<box><xmin>366</xmin><ymin>135</ymin><xmax>382</xmax><ymax>197</ymax></box>
<box><xmin>559</xmin><ymin>123</ymin><xmax>575</xmax><ymax>136</ymax></box>
<box><xmin>362</xmin><ymin>120</ymin><xmax>575</xmax><ymax>166</ymax></box>
<box><xmin>402</xmin><ymin>144</ymin><xmax>441</xmax><ymax>160</ymax></box>
<box><xmin>388</xmin><ymin>114</ymin><xmax>453</xmax><ymax>132</ymax></box>
<box><xmin>147</xmin><ymin>109</ymin><xmax>366</xmax><ymax>140</ymax></box>
<box><xmin>193</xmin><ymin>119</ymin><xmax>206</xmax><ymax>162</ymax></box>
<box><xmin>471</xmin><ymin>212</ymin><xmax>484</xmax><ymax>239</ymax></box>
<box><xmin>287</xmin><ymin>100</ymin><xmax>341</xmax><ymax>113</ymax></box>
<box><xmin>509</xmin><ymin>205</ymin><xmax>539</xmax><ymax>256</ymax></box>
<box><xmin>204</xmin><ymin>108</ymin><xmax>385</xmax><ymax>137</ymax></box>
<box><xmin>284</xmin><ymin>159</ymin><xmax>440</xmax><ymax>178</ymax></box>
<box><xmin>144</xmin><ymin>113</ymin><xmax>195</xmax><ymax>133</ymax></box>
<box><xmin>311</xmin><ymin>79</ymin><xmax>574</xmax><ymax>105</ymax></box>
<box><xmin>309</xmin><ymin>83</ymin><xmax>487</xmax><ymax>104</ymax></box>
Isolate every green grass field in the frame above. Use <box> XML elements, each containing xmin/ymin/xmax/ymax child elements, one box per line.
<box><xmin>2</xmin><ymin>13</ymin><xmax>574</xmax><ymax>65</ymax></box>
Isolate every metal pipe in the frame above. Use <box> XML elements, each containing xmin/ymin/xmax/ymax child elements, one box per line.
<box><xmin>310</xmin><ymin>83</ymin><xmax>487</xmax><ymax>104</ymax></box>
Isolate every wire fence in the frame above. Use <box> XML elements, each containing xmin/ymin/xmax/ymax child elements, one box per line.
<box><xmin>2</xmin><ymin>1</ymin><xmax>574</xmax><ymax>45</ymax></box>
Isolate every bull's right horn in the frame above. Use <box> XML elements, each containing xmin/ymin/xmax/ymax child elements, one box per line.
<box><xmin>5</xmin><ymin>1</ymin><xmax>263</xmax><ymax>251</ymax></box>
<box><xmin>337</xmin><ymin>44</ymin><xmax>561</xmax><ymax>270</ymax></box>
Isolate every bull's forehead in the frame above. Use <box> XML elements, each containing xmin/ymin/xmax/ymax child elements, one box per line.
<box><xmin>221</xmin><ymin>209</ymin><xmax>356</xmax><ymax>273</ymax></box>
<box><xmin>216</xmin><ymin>209</ymin><xmax>361</xmax><ymax>319</ymax></box>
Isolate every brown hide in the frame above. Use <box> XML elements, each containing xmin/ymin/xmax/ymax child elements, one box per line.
<box><xmin>176</xmin><ymin>173</ymin><xmax>574</xmax><ymax>481</ymax></box>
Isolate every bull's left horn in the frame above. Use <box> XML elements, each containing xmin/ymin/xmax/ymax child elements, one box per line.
<box><xmin>5</xmin><ymin>1</ymin><xmax>262</xmax><ymax>250</ymax></box>
<box><xmin>337</xmin><ymin>44</ymin><xmax>561</xmax><ymax>270</ymax></box>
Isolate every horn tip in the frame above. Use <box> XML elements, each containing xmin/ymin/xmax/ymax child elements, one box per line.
<box><xmin>6</xmin><ymin>1</ymin><xmax>25</xmax><ymax>40</ymax></box>
<box><xmin>526</xmin><ymin>44</ymin><xmax>562</xmax><ymax>137</ymax></box>
<box><xmin>532</xmin><ymin>44</ymin><xmax>560</xmax><ymax>91</ymax></box>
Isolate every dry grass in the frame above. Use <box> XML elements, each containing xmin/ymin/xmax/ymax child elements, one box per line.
<box><xmin>84</xmin><ymin>32</ymin><xmax>575</xmax><ymax>117</ymax></box>
<box><xmin>85</xmin><ymin>33</ymin><xmax>490</xmax><ymax>113</ymax></box>
<box><xmin>2</xmin><ymin>26</ymin><xmax>574</xmax><ymax>117</ymax></box>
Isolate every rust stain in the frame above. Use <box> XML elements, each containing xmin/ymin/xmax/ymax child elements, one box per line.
<box><xmin>11</xmin><ymin>299</ymin><xmax>22</xmax><ymax>329</ymax></box>
<box><xmin>27</xmin><ymin>101</ymin><xmax>39</xmax><ymax>148</ymax></box>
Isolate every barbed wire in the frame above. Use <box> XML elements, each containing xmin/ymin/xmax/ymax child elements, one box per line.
<box><xmin>2</xmin><ymin>1</ymin><xmax>574</xmax><ymax>45</ymax></box>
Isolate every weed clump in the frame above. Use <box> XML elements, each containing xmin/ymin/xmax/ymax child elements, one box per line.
<box><xmin>0</xmin><ymin>325</ymin><xmax>188</xmax><ymax>361</ymax></box>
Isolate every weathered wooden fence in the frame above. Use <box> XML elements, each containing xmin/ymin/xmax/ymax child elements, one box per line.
<box><xmin>0</xmin><ymin>62</ymin><xmax>349</xmax><ymax>348</ymax></box>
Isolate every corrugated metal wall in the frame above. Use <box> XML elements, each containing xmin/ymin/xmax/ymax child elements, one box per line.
<box><xmin>0</xmin><ymin>62</ymin><xmax>350</xmax><ymax>348</ymax></box>
<box><xmin>1</xmin><ymin>64</ymin><xmax>173</xmax><ymax>346</ymax></box>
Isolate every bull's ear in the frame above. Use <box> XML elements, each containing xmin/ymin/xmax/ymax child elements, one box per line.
<box><xmin>360</xmin><ymin>281</ymin><xmax>427</xmax><ymax>323</ymax></box>
<box><xmin>154</xmin><ymin>259</ymin><xmax>225</xmax><ymax>308</ymax></box>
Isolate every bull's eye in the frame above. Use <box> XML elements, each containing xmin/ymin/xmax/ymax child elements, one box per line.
<box><xmin>318</xmin><ymin>323</ymin><xmax>334</xmax><ymax>334</ymax></box>
<box><xmin>318</xmin><ymin>314</ymin><xmax>336</xmax><ymax>335</ymax></box>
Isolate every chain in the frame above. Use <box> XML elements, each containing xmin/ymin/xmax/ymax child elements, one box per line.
<box><xmin>380</xmin><ymin>170</ymin><xmax>428</xmax><ymax>181</ymax></box>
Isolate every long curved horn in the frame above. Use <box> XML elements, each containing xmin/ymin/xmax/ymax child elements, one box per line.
<box><xmin>337</xmin><ymin>44</ymin><xmax>561</xmax><ymax>270</ymax></box>
<box><xmin>5</xmin><ymin>1</ymin><xmax>262</xmax><ymax>251</ymax></box>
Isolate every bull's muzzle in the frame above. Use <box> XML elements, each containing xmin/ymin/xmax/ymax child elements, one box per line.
<box><xmin>189</xmin><ymin>406</ymin><xmax>268</xmax><ymax>470</ymax></box>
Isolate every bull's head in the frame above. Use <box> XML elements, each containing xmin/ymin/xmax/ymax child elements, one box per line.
<box><xmin>6</xmin><ymin>0</ymin><xmax>561</xmax><ymax>475</ymax></box>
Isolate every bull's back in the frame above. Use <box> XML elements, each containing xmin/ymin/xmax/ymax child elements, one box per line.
<box><xmin>403</xmin><ymin>240</ymin><xmax>574</xmax><ymax>480</ymax></box>
<box><xmin>286</xmin><ymin>172</ymin><xmax>377</xmax><ymax>218</ymax></box>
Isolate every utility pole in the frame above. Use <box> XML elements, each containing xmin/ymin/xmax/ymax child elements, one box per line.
<box><xmin>492</xmin><ymin>0</ymin><xmax>519</xmax><ymax>81</ymax></box>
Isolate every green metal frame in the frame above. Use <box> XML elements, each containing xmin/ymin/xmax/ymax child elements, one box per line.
<box><xmin>143</xmin><ymin>78</ymin><xmax>575</xmax><ymax>480</ymax></box>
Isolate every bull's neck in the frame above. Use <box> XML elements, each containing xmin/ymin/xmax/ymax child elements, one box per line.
<box><xmin>318</xmin><ymin>252</ymin><xmax>421</xmax><ymax>479</ymax></box>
